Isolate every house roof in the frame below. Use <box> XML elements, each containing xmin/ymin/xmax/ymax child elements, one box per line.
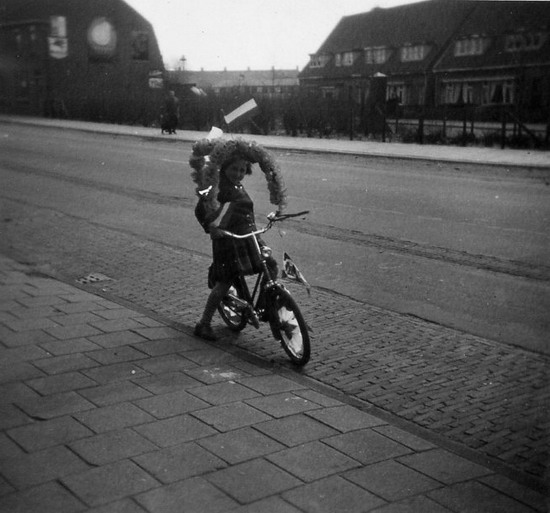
<box><xmin>299</xmin><ymin>0</ymin><xmax>475</xmax><ymax>79</ymax></box>
<box><xmin>433</xmin><ymin>1</ymin><xmax>550</xmax><ymax>73</ymax></box>
<box><xmin>170</xmin><ymin>68</ymin><xmax>299</xmax><ymax>89</ymax></box>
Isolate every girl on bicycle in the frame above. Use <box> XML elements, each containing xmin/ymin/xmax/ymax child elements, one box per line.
<box><xmin>192</xmin><ymin>141</ymin><xmax>283</xmax><ymax>341</ymax></box>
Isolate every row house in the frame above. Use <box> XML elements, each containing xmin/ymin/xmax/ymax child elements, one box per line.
<box><xmin>168</xmin><ymin>68</ymin><xmax>300</xmax><ymax>99</ymax></box>
<box><xmin>0</xmin><ymin>0</ymin><xmax>165</xmax><ymax>124</ymax></box>
<box><xmin>299</xmin><ymin>0</ymin><xmax>550</xmax><ymax>122</ymax></box>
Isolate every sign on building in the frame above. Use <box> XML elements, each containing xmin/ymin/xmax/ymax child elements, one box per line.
<box><xmin>49</xmin><ymin>16</ymin><xmax>68</xmax><ymax>59</ymax></box>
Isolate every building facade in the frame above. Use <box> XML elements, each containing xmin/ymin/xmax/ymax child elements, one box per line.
<box><xmin>299</xmin><ymin>0</ymin><xmax>550</xmax><ymax>123</ymax></box>
<box><xmin>0</xmin><ymin>0</ymin><xmax>165</xmax><ymax>125</ymax></box>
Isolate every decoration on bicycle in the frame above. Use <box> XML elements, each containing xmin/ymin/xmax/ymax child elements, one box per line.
<box><xmin>282</xmin><ymin>252</ymin><xmax>311</xmax><ymax>295</ymax></box>
<box><xmin>189</xmin><ymin>137</ymin><xmax>287</xmax><ymax>226</ymax></box>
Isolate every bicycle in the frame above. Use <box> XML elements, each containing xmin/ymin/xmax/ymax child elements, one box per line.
<box><xmin>214</xmin><ymin>211</ymin><xmax>311</xmax><ymax>366</ymax></box>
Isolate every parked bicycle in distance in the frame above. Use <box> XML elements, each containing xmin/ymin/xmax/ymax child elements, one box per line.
<box><xmin>214</xmin><ymin>211</ymin><xmax>311</xmax><ymax>366</ymax></box>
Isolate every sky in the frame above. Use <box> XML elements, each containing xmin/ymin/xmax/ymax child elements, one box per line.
<box><xmin>124</xmin><ymin>0</ymin><xmax>424</xmax><ymax>71</ymax></box>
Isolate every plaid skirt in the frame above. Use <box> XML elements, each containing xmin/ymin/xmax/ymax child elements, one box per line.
<box><xmin>210</xmin><ymin>236</ymin><xmax>262</xmax><ymax>283</ymax></box>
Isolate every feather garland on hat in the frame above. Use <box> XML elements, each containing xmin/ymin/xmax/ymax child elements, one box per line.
<box><xmin>189</xmin><ymin>137</ymin><xmax>287</xmax><ymax>216</ymax></box>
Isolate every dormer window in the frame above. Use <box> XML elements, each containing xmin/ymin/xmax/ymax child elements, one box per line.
<box><xmin>335</xmin><ymin>51</ymin><xmax>357</xmax><ymax>67</ymax></box>
<box><xmin>365</xmin><ymin>46</ymin><xmax>391</xmax><ymax>64</ymax></box>
<box><xmin>400</xmin><ymin>43</ymin><xmax>430</xmax><ymax>62</ymax></box>
<box><xmin>309</xmin><ymin>53</ymin><xmax>330</xmax><ymax>68</ymax></box>
<box><xmin>505</xmin><ymin>31</ymin><xmax>548</xmax><ymax>52</ymax></box>
<box><xmin>454</xmin><ymin>35</ymin><xmax>489</xmax><ymax>56</ymax></box>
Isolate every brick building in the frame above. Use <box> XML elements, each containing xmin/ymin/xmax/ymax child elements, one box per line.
<box><xmin>0</xmin><ymin>0</ymin><xmax>165</xmax><ymax>125</ymax></box>
<box><xmin>299</xmin><ymin>0</ymin><xmax>550</xmax><ymax>123</ymax></box>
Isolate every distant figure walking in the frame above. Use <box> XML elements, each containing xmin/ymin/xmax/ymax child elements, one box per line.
<box><xmin>161</xmin><ymin>90</ymin><xmax>179</xmax><ymax>134</ymax></box>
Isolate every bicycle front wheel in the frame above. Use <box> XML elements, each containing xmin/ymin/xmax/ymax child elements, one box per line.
<box><xmin>269</xmin><ymin>289</ymin><xmax>310</xmax><ymax>366</ymax></box>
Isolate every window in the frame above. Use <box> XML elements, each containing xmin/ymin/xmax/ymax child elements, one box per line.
<box><xmin>400</xmin><ymin>44</ymin><xmax>429</xmax><ymax>62</ymax></box>
<box><xmin>309</xmin><ymin>54</ymin><xmax>330</xmax><ymax>68</ymax></box>
<box><xmin>342</xmin><ymin>51</ymin><xmax>355</xmax><ymax>66</ymax></box>
<box><xmin>505</xmin><ymin>31</ymin><xmax>548</xmax><ymax>52</ymax></box>
<box><xmin>387</xmin><ymin>83</ymin><xmax>406</xmax><ymax>103</ymax></box>
<box><xmin>131</xmin><ymin>31</ymin><xmax>149</xmax><ymax>60</ymax></box>
<box><xmin>335</xmin><ymin>53</ymin><xmax>342</xmax><ymax>66</ymax></box>
<box><xmin>454</xmin><ymin>36</ymin><xmax>488</xmax><ymax>56</ymax></box>
<box><xmin>365</xmin><ymin>46</ymin><xmax>391</xmax><ymax>64</ymax></box>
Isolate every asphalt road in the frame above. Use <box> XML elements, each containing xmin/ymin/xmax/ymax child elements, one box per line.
<box><xmin>1</xmin><ymin>122</ymin><xmax>549</xmax><ymax>354</ymax></box>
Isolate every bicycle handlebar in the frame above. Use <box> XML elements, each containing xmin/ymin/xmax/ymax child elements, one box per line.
<box><xmin>218</xmin><ymin>211</ymin><xmax>309</xmax><ymax>240</ymax></box>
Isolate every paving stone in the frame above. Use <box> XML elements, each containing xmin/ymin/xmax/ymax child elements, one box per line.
<box><xmin>87</xmin><ymin>330</ymin><xmax>148</xmax><ymax>349</ymax></box>
<box><xmin>134</xmin><ymin>353</ymin><xmax>197</xmax><ymax>374</ymax></box>
<box><xmin>237</xmin><ymin>374</ymin><xmax>306</xmax><ymax>395</ymax></box>
<box><xmin>39</xmin><ymin>337</ymin><xmax>102</xmax><ymax>355</ymax></box>
<box><xmin>345</xmin><ymin>460</ymin><xmax>441</xmax><ymax>501</ymax></box>
<box><xmin>254</xmin><ymin>413</ymin><xmax>339</xmax><ymax>447</ymax></box>
<box><xmin>0</xmin><ymin>361</ymin><xmax>44</xmax><ymax>384</ymax></box>
<box><xmin>132</xmin><ymin>337</ymin><xmax>203</xmax><ymax>356</ymax></box>
<box><xmin>228</xmin><ymin>496</ymin><xmax>304</xmax><ymax>513</ymax></box>
<box><xmin>186</xmin><ymin>364</ymin><xmax>251</xmax><ymax>384</ymax></box>
<box><xmin>0</xmin><ymin>382</ymin><xmax>39</xmax><ymax>404</ymax></box>
<box><xmin>133</xmin><ymin>371</ymin><xmax>202</xmax><ymax>394</ymax></box>
<box><xmin>136</xmin><ymin>476</ymin><xmax>238</xmax><ymax>513</ymax></box>
<box><xmin>206</xmin><ymin>458</ymin><xmax>302</xmax><ymax>504</ymax></box>
<box><xmin>1</xmin><ymin>344</ymin><xmax>49</xmax><ymax>363</ymax></box>
<box><xmin>428</xmin><ymin>481</ymin><xmax>535</xmax><ymax>513</ymax></box>
<box><xmin>82</xmin><ymin>362</ymin><xmax>149</xmax><ymax>384</ymax></box>
<box><xmin>87</xmin><ymin>346</ymin><xmax>149</xmax><ymax>365</ymax></box>
<box><xmin>0</xmin><ymin>481</ymin><xmax>85</xmax><ymax>513</ymax></box>
<box><xmin>55</xmin><ymin>301</ymin><xmax>106</xmax><ymax>314</ymax></box>
<box><xmin>49</xmin><ymin>311</ymin><xmax>105</xmax><ymax>326</ymax></box>
<box><xmin>479</xmin><ymin>474</ymin><xmax>548</xmax><ymax>513</ymax></box>
<box><xmin>306</xmin><ymin>405</ymin><xmax>387</xmax><ymax>432</ymax></box>
<box><xmin>197</xmin><ymin>426</ymin><xmax>286</xmax><ymax>464</ymax></box>
<box><xmin>181</xmin><ymin>348</ymin><xmax>242</xmax><ymax>366</ymax></box>
<box><xmin>189</xmin><ymin>381</ymin><xmax>260</xmax><ymax>405</ymax></box>
<box><xmin>245</xmin><ymin>392</ymin><xmax>319</xmax><ymax>418</ymax></box>
<box><xmin>26</xmin><ymin>371</ymin><xmax>97</xmax><ymax>395</ymax></box>
<box><xmin>132</xmin><ymin>326</ymin><xmax>183</xmax><ymax>340</ymax></box>
<box><xmin>16</xmin><ymin>390</ymin><xmax>95</xmax><ymax>419</ymax></box>
<box><xmin>133</xmin><ymin>441</ymin><xmax>227</xmax><ymax>483</ymax></box>
<box><xmin>0</xmin><ymin>327</ymin><xmax>57</xmax><ymax>347</ymax></box>
<box><xmin>134</xmin><ymin>389</ymin><xmax>210</xmax><ymax>418</ymax></box>
<box><xmin>283</xmin><ymin>475</ymin><xmax>387</xmax><ymax>513</ymax></box>
<box><xmin>74</xmin><ymin>402</ymin><xmax>155</xmax><ymax>433</ymax></box>
<box><xmin>0</xmin><ymin>403</ymin><xmax>32</xmax><ymax>430</ymax></box>
<box><xmin>3</xmin><ymin>317</ymin><xmax>60</xmax><ymax>332</ymax></box>
<box><xmin>69</xmin><ymin>428</ymin><xmax>157</xmax><ymax>465</ymax></box>
<box><xmin>31</xmin><ymin>353</ymin><xmax>99</xmax><ymax>375</ymax></box>
<box><xmin>398</xmin><ymin>449</ymin><xmax>493</xmax><ymax>485</ymax></box>
<box><xmin>7</xmin><ymin>415</ymin><xmax>93</xmax><ymax>451</ymax></box>
<box><xmin>267</xmin><ymin>440</ymin><xmax>360</xmax><ymax>482</ymax></box>
<box><xmin>86</xmin><ymin>498</ymin><xmax>149</xmax><ymax>513</ymax></box>
<box><xmin>324</xmin><ymin>429</ymin><xmax>413</xmax><ymax>465</ymax></box>
<box><xmin>369</xmin><ymin>495</ymin><xmax>453</xmax><ymax>513</ymax></box>
<box><xmin>89</xmin><ymin>318</ymin><xmax>144</xmax><ymax>333</ymax></box>
<box><xmin>62</xmin><ymin>460</ymin><xmax>159</xmax><ymax>507</ymax></box>
<box><xmin>0</xmin><ymin>444</ymin><xmax>89</xmax><ymax>488</ymax></box>
<box><xmin>191</xmin><ymin>402</ymin><xmax>272</xmax><ymax>432</ymax></box>
<box><xmin>293</xmin><ymin>388</ymin><xmax>345</xmax><ymax>407</ymax></box>
<box><xmin>134</xmin><ymin>414</ymin><xmax>217</xmax><ymax>447</ymax></box>
<box><xmin>44</xmin><ymin>323</ymin><xmax>102</xmax><ymax>340</ymax></box>
<box><xmin>373</xmin><ymin>424</ymin><xmax>436</xmax><ymax>452</ymax></box>
<box><xmin>79</xmin><ymin>380</ymin><xmax>152</xmax><ymax>406</ymax></box>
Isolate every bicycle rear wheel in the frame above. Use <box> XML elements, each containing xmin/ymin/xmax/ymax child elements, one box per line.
<box><xmin>218</xmin><ymin>283</ymin><xmax>248</xmax><ymax>331</ymax></box>
<box><xmin>269</xmin><ymin>288</ymin><xmax>310</xmax><ymax>366</ymax></box>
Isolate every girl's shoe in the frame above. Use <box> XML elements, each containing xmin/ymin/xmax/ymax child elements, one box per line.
<box><xmin>194</xmin><ymin>323</ymin><xmax>217</xmax><ymax>341</ymax></box>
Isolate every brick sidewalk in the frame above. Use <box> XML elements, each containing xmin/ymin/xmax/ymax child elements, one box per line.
<box><xmin>0</xmin><ymin>254</ymin><xmax>547</xmax><ymax>513</ymax></box>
